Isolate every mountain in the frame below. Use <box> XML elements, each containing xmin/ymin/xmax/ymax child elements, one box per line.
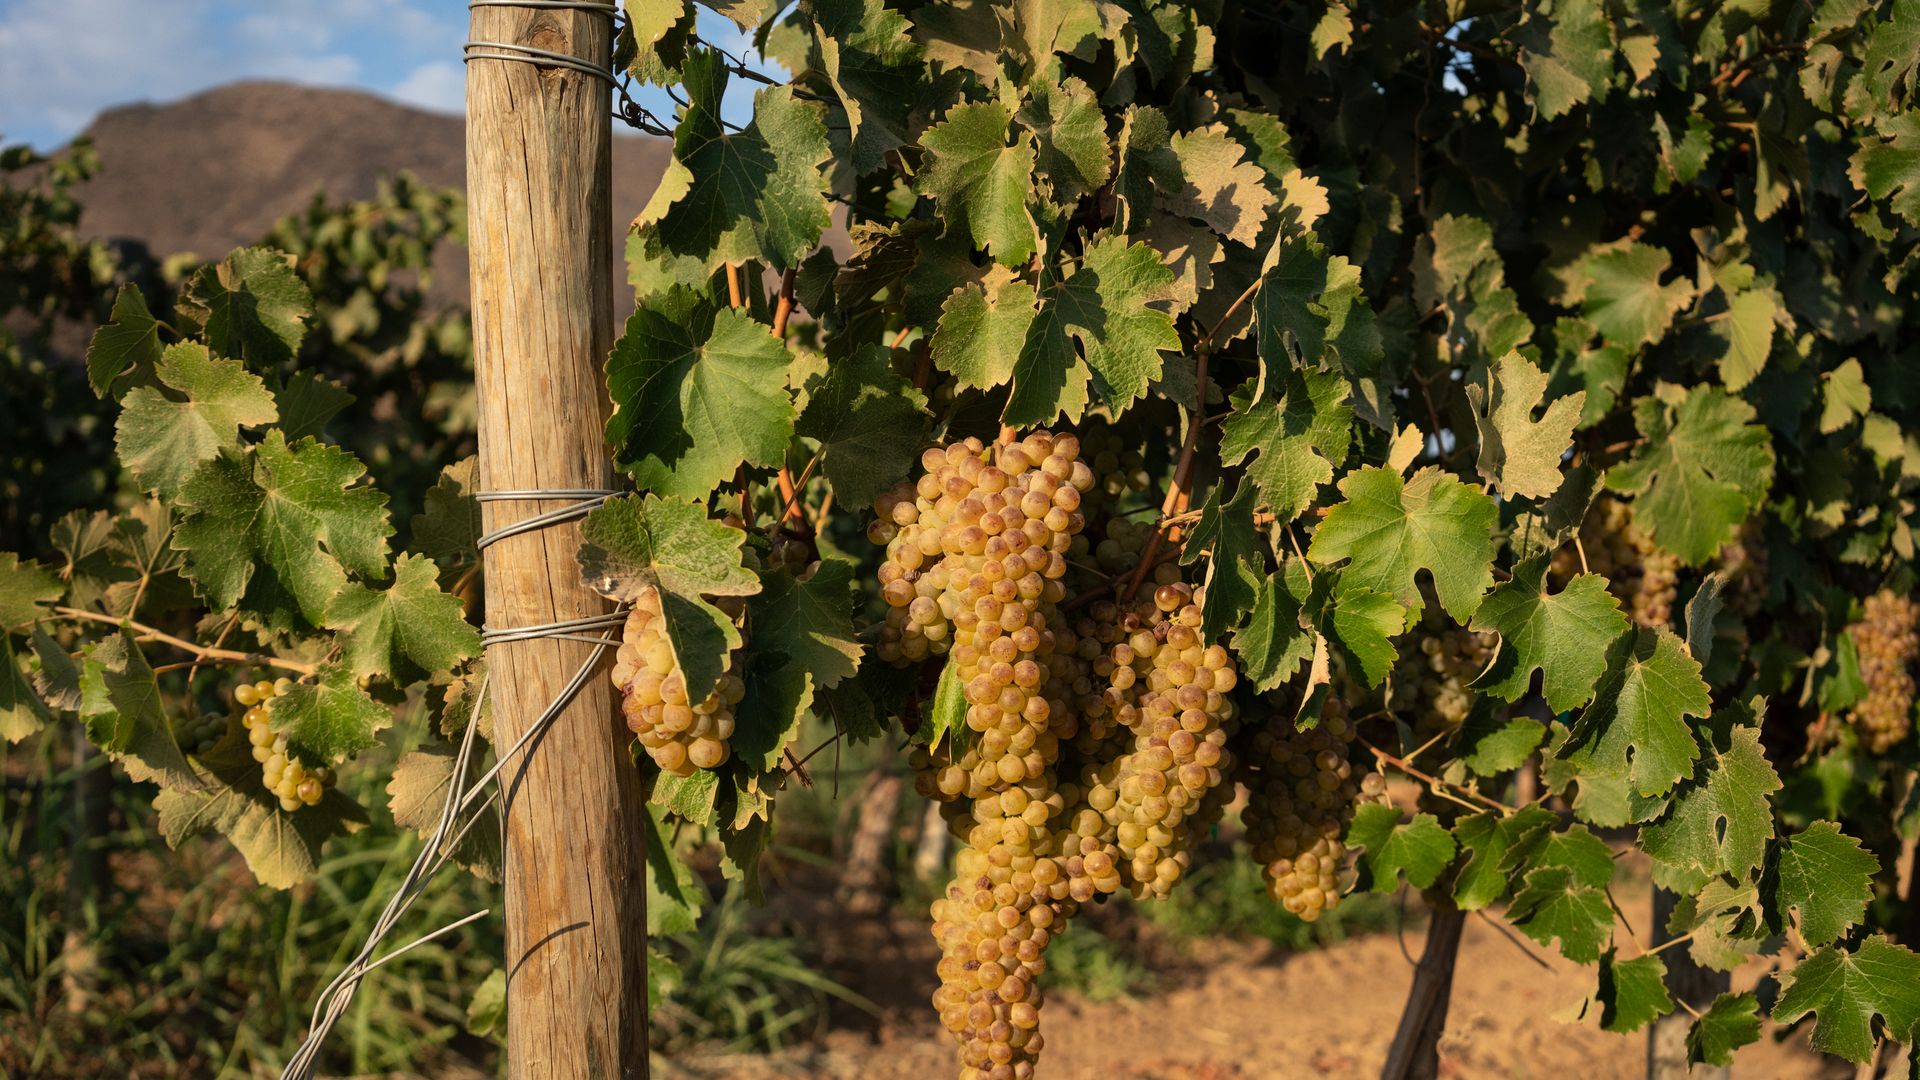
<box><xmin>65</xmin><ymin>80</ymin><xmax>674</xmax><ymax>306</ymax></box>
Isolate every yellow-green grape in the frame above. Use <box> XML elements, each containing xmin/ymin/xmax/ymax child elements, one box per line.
<box><xmin>1552</xmin><ymin>497</ymin><xmax>1677</xmax><ymax>630</ymax></box>
<box><xmin>238</xmin><ymin>679</ymin><xmax>329</xmax><ymax>811</ymax></box>
<box><xmin>1846</xmin><ymin>589</ymin><xmax>1919</xmax><ymax>754</ymax></box>
<box><xmin>611</xmin><ymin>587</ymin><xmax>746</xmax><ymax>777</ymax></box>
<box><xmin>1241</xmin><ymin>695</ymin><xmax>1385</xmax><ymax>922</ymax></box>
<box><xmin>1391</xmin><ymin>622</ymin><xmax>1497</xmax><ymax>737</ymax></box>
<box><xmin>175</xmin><ymin>710</ymin><xmax>227</xmax><ymax>756</ymax></box>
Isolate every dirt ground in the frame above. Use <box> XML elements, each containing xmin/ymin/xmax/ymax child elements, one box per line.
<box><xmin>659</xmin><ymin>878</ymin><xmax>1843</xmax><ymax>1080</ymax></box>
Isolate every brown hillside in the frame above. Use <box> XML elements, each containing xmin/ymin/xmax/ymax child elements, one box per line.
<box><xmin>66</xmin><ymin>80</ymin><xmax>673</xmax><ymax>305</ymax></box>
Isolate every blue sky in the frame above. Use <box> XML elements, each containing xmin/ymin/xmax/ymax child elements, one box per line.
<box><xmin>0</xmin><ymin>0</ymin><xmax>764</xmax><ymax>150</ymax></box>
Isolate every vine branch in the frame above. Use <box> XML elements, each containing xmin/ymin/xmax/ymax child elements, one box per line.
<box><xmin>51</xmin><ymin>606</ymin><xmax>317</xmax><ymax>676</ymax></box>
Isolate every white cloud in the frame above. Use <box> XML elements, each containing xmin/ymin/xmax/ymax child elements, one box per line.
<box><xmin>389</xmin><ymin>61</ymin><xmax>465</xmax><ymax>116</ymax></box>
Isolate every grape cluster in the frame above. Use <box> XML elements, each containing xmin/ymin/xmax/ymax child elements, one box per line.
<box><xmin>238</xmin><ymin>678</ymin><xmax>331</xmax><ymax>811</ymax></box>
<box><xmin>1552</xmin><ymin>496</ymin><xmax>1678</xmax><ymax>630</ymax></box>
<box><xmin>611</xmin><ymin>588</ymin><xmax>747</xmax><ymax>776</ymax></box>
<box><xmin>1846</xmin><ymin>589</ymin><xmax>1919</xmax><ymax>753</ymax></box>
<box><xmin>1240</xmin><ymin>695</ymin><xmax>1386</xmax><ymax>922</ymax></box>
<box><xmin>1392</xmin><ymin>621</ymin><xmax>1497</xmax><ymax>737</ymax></box>
<box><xmin>174</xmin><ymin>711</ymin><xmax>226</xmax><ymax>756</ymax></box>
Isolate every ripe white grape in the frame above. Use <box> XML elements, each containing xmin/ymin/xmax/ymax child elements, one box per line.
<box><xmin>237</xmin><ymin>678</ymin><xmax>331</xmax><ymax>810</ymax></box>
<box><xmin>1846</xmin><ymin>589</ymin><xmax>1918</xmax><ymax>753</ymax></box>
<box><xmin>610</xmin><ymin>585</ymin><xmax>746</xmax><ymax>777</ymax></box>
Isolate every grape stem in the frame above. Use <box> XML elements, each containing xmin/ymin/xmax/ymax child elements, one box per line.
<box><xmin>50</xmin><ymin>606</ymin><xmax>318</xmax><ymax>676</ymax></box>
<box><xmin>777</xmin><ymin>445</ymin><xmax>825</xmax><ymax>528</ymax></box>
<box><xmin>1359</xmin><ymin>738</ymin><xmax>1511</xmax><ymax>815</ymax></box>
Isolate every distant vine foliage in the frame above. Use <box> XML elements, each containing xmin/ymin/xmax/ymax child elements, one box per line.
<box><xmin>5</xmin><ymin>0</ymin><xmax>1920</xmax><ymax>1072</ymax></box>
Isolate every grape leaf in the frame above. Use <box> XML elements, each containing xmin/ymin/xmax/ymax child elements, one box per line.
<box><xmin>605</xmin><ymin>296</ymin><xmax>796</xmax><ymax>499</ymax></box>
<box><xmin>1639</xmin><ymin>723</ymin><xmax>1780</xmax><ymax>878</ymax></box>
<box><xmin>29</xmin><ymin>627</ymin><xmax>81</xmax><ymax>712</ymax></box>
<box><xmin>325</xmin><ymin>554</ymin><xmax>480</xmax><ymax>681</ymax></box>
<box><xmin>1688</xmin><ymin>992</ymin><xmax>1763</xmax><ymax>1067</ymax></box>
<box><xmin>794</xmin><ymin>344</ymin><xmax>929</xmax><ymax>508</ymax></box>
<box><xmin>1181</xmin><ymin>480</ymin><xmax>1263</xmax><ymax>640</ymax></box>
<box><xmin>77</xmin><ymin>632</ymin><xmax>199</xmax><ymax>789</ymax></box>
<box><xmin>179</xmin><ymin>247</ymin><xmax>313</xmax><ymax>366</ymax></box>
<box><xmin>153</xmin><ymin>740</ymin><xmax>367</xmax><ymax>889</ymax></box>
<box><xmin>1219</xmin><ymin>369</ymin><xmax>1353</xmax><ymax>526</ymax></box>
<box><xmin>1605</xmin><ymin>385</ymin><xmax>1774</xmax><ymax>565</ymax></box>
<box><xmin>1506</xmin><ymin>864</ymin><xmax>1616</xmax><ymax>963</ymax></box>
<box><xmin>808</xmin><ymin>0</ymin><xmax>923</xmax><ymax>175</ymax></box>
<box><xmin>1</xmin><ymin>635</ymin><xmax>51</xmax><ymax>744</ymax></box>
<box><xmin>1007</xmin><ymin>234</ymin><xmax>1180</xmax><ymax>425</ymax></box>
<box><xmin>1470</xmin><ymin>556</ymin><xmax>1630</xmax><ymax>713</ymax></box>
<box><xmin>1820</xmin><ymin>358</ymin><xmax>1872</xmax><ymax>434</ymax></box>
<box><xmin>749</xmin><ymin>560</ymin><xmax>862</xmax><ymax>690</ymax></box>
<box><xmin>173</xmin><ymin>432</ymin><xmax>393</xmax><ymax>626</ymax></box>
<box><xmin>86</xmin><ymin>283</ymin><xmax>162</xmax><ymax>398</ymax></box>
<box><xmin>729</xmin><ymin>645</ymin><xmax>813</xmax><ymax>773</ymax></box>
<box><xmin>1684</xmin><ymin>571</ymin><xmax>1726</xmax><ymax>667</ymax></box>
<box><xmin>1256</xmin><ymin>235</ymin><xmax>1381</xmax><ymax>380</ymax></box>
<box><xmin>1160</xmin><ymin>125</ymin><xmax>1275</xmax><ymax>246</ymax></box>
<box><xmin>1306</xmin><ymin>465</ymin><xmax>1499</xmax><ymax>622</ymax></box>
<box><xmin>1515</xmin><ymin>0</ymin><xmax>1615</xmax><ymax>120</ymax></box>
<box><xmin>1233</xmin><ymin>575</ymin><xmax>1314</xmax><ymax>691</ymax></box>
<box><xmin>1454</xmin><ymin>699</ymin><xmax>1546</xmax><ymax>776</ymax></box>
<box><xmin>1715</xmin><ymin>288</ymin><xmax>1778</xmax><ymax>391</ymax></box>
<box><xmin>410</xmin><ymin>456</ymin><xmax>481</xmax><ymax>586</ymax></box>
<box><xmin>1346</xmin><ymin>803</ymin><xmax>1456</xmax><ymax>892</ymax></box>
<box><xmin>1328</xmin><ymin>584</ymin><xmax>1405</xmax><ymax>688</ymax></box>
<box><xmin>815</xmin><ymin>658</ymin><xmax>911</xmax><ymax>745</ymax></box>
<box><xmin>467</xmin><ymin>969</ymin><xmax>508</xmax><ymax>1038</ymax></box>
<box><xmin>635</xmin><ymin>49</ymin><xmax>831</xmax><ymax>272</ymax></box>
<box><xmin>1557</xmin><ymin>628</ymin><xmax>1711</xmax><ymax>798</ymax></box>
<box><xmin>1468</xmin><ymin>352</ymin><xmax>1583</xmax><ymax>499</ymax></box>
<box><xmin>1451</xmin><ymin>805</ymin><xmax>1556</xmax><ymax>909</ymax></box>
<box><xmin>652</xmin><ymin>768</ymin><xmax>720</xmax><ymax>826</ymax></box>
<box><xmin>269</xmin><ymin>664</ymin><xmax>390</xmax><ymax>766</ymax></box>
<box><xmin>917</xmin><ymin>101</ymin><xmax>1038</xmax><ymax>265</ymax></box>
<box><xmin>1597</xmin><ymin>949</ymin><xmax>1673</xmax><ymax>1033</ymax></box>
<box><xmin>387</xmin><ymin>744</ymin><xmax>501</xmax><ymax>880</ymax></box>
<box><xmin>115</xmin><ymin>342</ymin><xmax>278</xmax><ymax>498</ymax></box>
<box><xmin>932</xmin><ymin>266</ymin><xmax>1038</xmax><ymax>393</ymax></box>
<box><xmin>1578</xmin><ymin>243</ymin><xmax>1693</xmax><ymax>349</ymax></box>
<box><xmin>921</xmin><ymin>652</ymin><xmax>970</xmax><ymax>752</ymax></box>
<box><xmin>577</xmin><ymin>494</ymin><xmax>759</xmax><ymax>698</ymax></box>
<box><xmin>1772</xmin><ymin>936</ymin><xmax>1920</xmax><ymax>1062</ymax></box>
<box><xmin>1850</xmin><ymin>112</ymin><xmax>1920</xmax><ymax>226</ymax></box>
<box><xmin>1018</xmin><ymin>76</ymin><xmax>1111</xmax><ymax>207</ymax></box>
<box><xmin>0</xmin><ymin>552</ymin><xmax>63</xmax><ymax>628</ymax></box>
<box><xmin>1766</xmin><ymin>820</ymin><xmax>1880</xmax><ymax>947</ymax></box>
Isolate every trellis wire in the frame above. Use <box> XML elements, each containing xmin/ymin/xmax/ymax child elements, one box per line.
<box><xmin>280</xmin><ymin>489</ymin><xmax>627</xmax><ymax>1080</ymax></box>
<box><xmin>464</xmin><ymin>0</ymin><xmax>620</xmax><ymax>86</ymax></box>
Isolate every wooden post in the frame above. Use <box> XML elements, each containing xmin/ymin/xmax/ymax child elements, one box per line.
<box><xmin>465</xmin><ymin>5</ymin><xmax>648</xmax><ymax>1078</ymax></box>
<box><xmin>1382</xmin><ymin>899</ymin><xmax>1466</xmax><ymax>1080</ymax></box>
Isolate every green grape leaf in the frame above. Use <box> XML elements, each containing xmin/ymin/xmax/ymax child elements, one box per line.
<box><xmin>180</xmin><ymin>247</ymin><xmax>313</xmax><ymax>365</ymax></box>
<box><xmin>1687</xmin><ymin>992</ymin><xmax>1763</xmax><ymax>1067</ymax></box>
<box><xmin>635</xmin><ymin>50</ymin><xmax>831</xmax><ymax>272</ymax></box>
<box><xmin>173</xmin><ymin>432</ymin><xmax>393</xmax><ymax>626</ymax></box>
<box><xmin>1256</xmin><ymin>235</ymin><xmax>1381</xmax><ymax>379</ymax></box>
<box><xmin>440</xmin><ymin>663</ymin><xmax>493</xmax><ymax>743</ymax></box>
<box><xmin>1849</xmin><ymin>112</ymin><xmax>1920</xmax><ymax>227</ymax></box>
<box><xmin>1019</xmin><ymin>76</ymin><xmax>1111</xmax><ymax>207</ymax></box>
<box><xmin>749</xmin><ymin>560</ymin><xmax>862</xmax><ymax>691</ymax></box>
<box><xmin>0</xmin><ymin>552</ymin><xmax>63</xmax><ymax>628</ymax></box>
<box><xmin>921</xmin><ymin>654</ymin><xmax>969</xmax><ymax>751</ymax></box>
<box><xmin>153</xmin><ymin>740</ymin><xmax>367</xmax><ymax>889</ymax></box>
<box><xmin>115</xmin><ymin>342</ymin><xmax>279</xmax><ymax>498</ymax></box>
<box><xmin>808</xmin><ymin>0</ymin><xmax>923</xmax><ymax>175</ymax></box>
<box><xmin>645</xmin><ymin>804</ymin><xmax>704</xmax><ymax>934</ymax></box>
<box><xmin>1451</xmin><ymin>805</ymin><xmax>1557</xmax><ymax>910</ymax></box>
<box><xmin>1161</xmin><ymin>125</ymin><xmax>1275</xmax><ymax>247</ymax></box>
<box><xmin>932</xmin><ymin>266</ymin><xmax>1037</xmax><ymax>392</ymax></box>
<box><xmin>1766</xmin><ymin>820</ymin><xmax>1880</xmax><ymax>947</ymax></box>
<box><xmin>794</xmin><ymin>344</ymin><xmax>929</xmax><ymax>509</ymax></box>
<box><xmin>1597</xmin><ymin>949</ymin><xmax>1673</xmax><ymax>1033</ymax></box>
<box><xmin>1346</xmin><ymin>803</ymin><xmax>1457</xmax><ymax>892</ymax></box>
<box><xmin>467</xmin><ymin>969</ymin><xmax>507</xmax><ymax>1038</ymax></box>
<box><xmin>1772</xmin><ymin>936</ymin><xmax>1920</xmax><ymax>1062</ymax></box>
<box><xmin>387</xmin><ymin>745</ymin><xmax>501</xmax><ymax>880</ymax></box>
<box><xmin>30</xmin><ymin>625</ymin><xmax>83</xmax><ymax>712</ymax></box>
<box><xmin>1819</xmin><ymin>358</ymin><xmax>1873</xmax><ymax>434</ymax></box>
<box><xmin>1557</xmin><ymin>628</ymin><xmax>1711</xmax><ymax>798</ymax></box>
<box><xmin>1684</xmin><ymin>572</ymin><xmax>1726</xmax><ymax>668</ymax></box>
<box><xmin>86</xmin><ymin>283</ymin><xmax>162</xmax><ymax>398</ymax></box>
<box><xmin>1233</xmin><ymin>575</ymin><xmax>1314</xmax><ymax>691</ymax></box>
<box><xmin>1468</xmin><ymin>352</ymin><xmax>1583</xmax><ymax>500</ymax></box>
<box><xmin>577</xmin><ymin>494</ymin><xmax>758</xmax><ymax>698</ymax></box>
<box><xmin>1715</xmin><ymin>288</ymin><xmax>1777</xmax><ymax>392</ymax></box>
<box><xmin>1516</xmin><ymin>0</ymin><xmax>1615</xmax><ymax>120</ymax></box>
<box><xmin>1578</xmin><ymin>243</ymin><xmax>1693</xmax><ymax>349</ymax></box>
<box><xmin>269</xmin><ymin>664</ymin><xmax>390</xmax><ymax>766</ymax></box>
<box><xmin>605</xmin><ymin>297</ymin><xmax>796</xmax><ymax>499</ymax></box>
<box><xmin>1605</xmin><ymin>385</ymin><xmax>1774</xmax><ymax>565</ymax></box>
<box><xmin>1506</xmin><ymin>863</ymin><xmax>1615</xmax><ymax>963</ymax></box>
<box><xmin>1454</xmin><ymin>700</ymin><xmax>1546</xmax><ymax>777</ymax></box>
<box><xmin>1470</xmin><ymin>556</ymin><xmax>1630</xmax><ymax>713</ymax></box>
<box><xmin>1219</xmin><ymin>369</ymin><xmax>1353</xmax><ymax>526</ymax></box>
<box><xmin>325</xmin><ymin>554</ymin><xmax>481</xmax><ymax>682</ymax></box>
<box><xmin>77</xmin><ymin>632</ymin><xmax>199</xmax><ymax>789</ymax></box>
<box><xmin>1</xmin><ymin>635</ymin><xmax>51</xmax><ymax>744</ymax></box>
<box><xmin>815</xmin><ymin>659</ymin><xmax>911</xmax><ymax>745</ymax></box>
<box><xmin>1639</xmin><ymin>724</ymin><xmax>1780</xmax><ymax>878</ymax></box>
<box><xmin>651</xmin><ymin>768</ymin><xmax>720</xmax><ymax>826</ymax></box>
<box><xmin>1306</xmin><ymin>465</ymin><xmax>1499</xmax><ymax>622</ymax></box>
<box><xmin>1181</xmin><ymin>480</ymin><xmax>1263</xmax><ymax>640</ymax></box>
<box><xmin>1328</xmin><ymin>584</ymin><xmax>1405</xmax><ymax>688</ymax></box>
<box><xmin>410</xmin><ymin>457</ymin><xmax>481</xmax><ymax>586</ymax></box>
<box><xmin>729</xmin><ymin>644</ymin><xmax>814</xmax><ymax>773</ymax></box>
<box><xmin>917</xmin><ymin>101</ymin><xmax>1037</xmax><ymax>265</ymax></box>
<box><xmin>1004</xmin><ymin>234</ymin><xmax>1180</xmax><ymax>425</ymax></box>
